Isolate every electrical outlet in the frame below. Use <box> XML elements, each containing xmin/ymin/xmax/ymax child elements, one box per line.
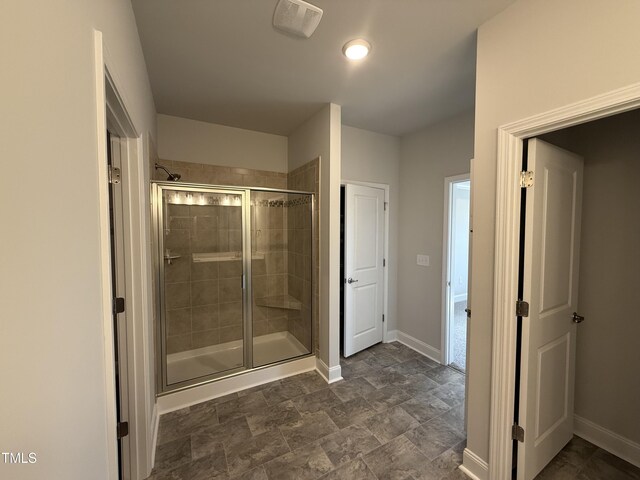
<box><xmin>417</xmin><ymin>254</ymin><xmax>430</xmax><ymax>267</ymax></box>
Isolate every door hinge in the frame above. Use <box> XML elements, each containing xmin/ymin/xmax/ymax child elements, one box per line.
<box><xmin>382</xmin><ymin>314</ymin><xmax>385</xmax><ymax>322</ymax></box>
<box><xmin>465</xmin><ymin>308</ymin><xmax>471</xmax><ymax>319</ymax></box>
<box><xmin>109</xmin><ymin>166</ymin><xmax>121</xmax><ymax>185</ymax></box>
<box><xmin>117</xmin><ymin>421</ymin><xmax>129</xmax><ymax>439</ymax></box>
<box><xmin>519</xmin><ymin>171</ymin><xmax>534</xmax><ymax>188</ymax></box>
<box><xmin>516</xmin><ymin>300</ymin><xmax>529</xmax><ymax>317</ymax></box>
<box><xmin>114</xmin><ymin>297</ymin><xmax>125</xmax><ymax>315</ymax></box>
<box><xmin>383</xmin><ymin>258</ymin><xmax>386</xmax><ymax>267</ymax></box>
<box><xmin>384</xmin><ymin>202</ymin><xmax>388</xmax><ymax>211</ymax></box>
<box><xmin>512</xmin><ymin>424</ymin><xmax>524</xmax><ymax>442</ymax></box>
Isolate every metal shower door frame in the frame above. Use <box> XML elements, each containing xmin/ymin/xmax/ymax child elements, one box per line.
<box><xmin>151</xmin><ymin>182</ymin><xmax>253</xmax><ymax>394</ymax></box>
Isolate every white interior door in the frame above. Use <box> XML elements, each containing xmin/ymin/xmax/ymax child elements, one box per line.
<box><xmin>344</xmin><ymin>184</ymin><xmax>385</xmax><ymax>357</ymax></box>
<box><xmin>518</xmin><ymin>139</ymin><xmax>584</xmax><ymax>480</ymax></box>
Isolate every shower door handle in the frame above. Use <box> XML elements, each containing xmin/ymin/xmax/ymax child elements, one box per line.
<box><xmin>347</xmin><ymin>277</ymin><xmax>358</xmax><ymax>284</ymax></box>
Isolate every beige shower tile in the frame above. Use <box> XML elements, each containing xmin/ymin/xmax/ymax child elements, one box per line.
<box><xmin>266</xmin><ymin>252</ymin><xmax>285</xmax><ymax>275</ymax></box>
<box><xmin>192</xmin><ymin>305</ymin><xmax>219</xmax><ymax>332</ymax></box>
<box><xmin>219</xmin><ymin>301</ymin><xmax>243</xmax><ymax>327</ymax></box>
<box><xmin>220</xmin><ymin>325</ymin><xmax>243</xmax><ymax>343</ymax></box>
<box><xmin>167</xmin><ymin>308</ymin><xmax>191</xmax><ymax>336</ymax></box>
<box><xmin>165</xmin><ymin>282</ymin><xmax>190</xmax><ymax>309</ymax></box>
<box><xmin>219</xmin><ymin>277</ymin><xmax>242</xmax><ymax>302</ymax></box>
<box><xmin>192</xmin><ymin>329</ymin><xmax>220</xmax><ymax>349</ymax></box>
<box><xmin>191</xmin><ymin>280</ymin><xmax>219</xmax><ymax>306</ymax></box>
<box><xmin>219</xmin><ymin>259</ymin><xmax>242</xmax><ymax>278</ymax></box>
<box><xmin>191</xmin><ymin>260</ymin><xmax>219</xmax><ymax>281</ymax></box>
<box><xmin>167</xmin><ymin>334</ymin><xmax>192</xmax><ymax>354</ymax></box>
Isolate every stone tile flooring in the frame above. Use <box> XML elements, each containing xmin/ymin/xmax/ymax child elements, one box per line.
<box><xmin>536</xmin><ymin>435</ymin><xmax>640</xmax><ymax>480</ymax></box>
<box><xmin>148</xmin><ymin>342</ymin><xmax>468</xmax><ymax>480</ymax></box>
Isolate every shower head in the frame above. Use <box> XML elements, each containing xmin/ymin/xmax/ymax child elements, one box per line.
<box><xmin>155</xmin><ymin>163</ymin><xmax>181</xmax><ymax>182</ymax></box>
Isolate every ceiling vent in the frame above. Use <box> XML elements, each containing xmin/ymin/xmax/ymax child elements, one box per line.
<box><xmin>273</xmin><ymin>0</ymin><xmax>323</xmax><ymax>38</ymax></box>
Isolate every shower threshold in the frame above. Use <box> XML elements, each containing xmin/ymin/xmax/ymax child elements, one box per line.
<box><xmin>166</xmin><ymin>331</ymin><xmax>309</xmax><ymax>385</ymax></box>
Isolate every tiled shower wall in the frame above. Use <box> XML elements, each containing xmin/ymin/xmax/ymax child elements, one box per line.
<box><xmin>156</xmin><ymin>158</ymin><xmax>318</xmax><ymax>356</ymax></box>
<box><xmin>287</xmin><ymin>159</ymin><xmax>319</xmax><ymax>355</ymax></box>
<box><xmin>163</xmin><ymin>203</ymin><xmax>244</xmax><ymax>354</ymax></box>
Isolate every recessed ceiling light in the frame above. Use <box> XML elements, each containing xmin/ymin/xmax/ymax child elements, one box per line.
<box><xmin>343</xmin><ymin>39</ymin><xmax>371</xmax><ymax>60</ymax></box>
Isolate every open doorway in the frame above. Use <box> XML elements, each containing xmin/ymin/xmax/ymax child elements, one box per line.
<box><xmin>443</xmin><ymin>175</ymin><xmax>470</xmax><ymax>373</ymax></box>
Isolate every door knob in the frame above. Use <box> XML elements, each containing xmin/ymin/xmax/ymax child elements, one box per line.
<box><xmin>572</xmin><ymin>312</ymin><xmax>585</xmax><ymax>323</ymax></box>
<box><xmin>347</xmin><ymin>277</ymin><xmax>358</xmax><ymax>284</ymax></box>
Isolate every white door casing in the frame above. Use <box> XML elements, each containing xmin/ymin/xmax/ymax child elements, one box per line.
<box><xmin>518</xmin><ymin>139</ymin><xmax>584</xmax><ymax>480</ymax></box>
<box><xmin>344</xmin><ymin>184</ymin><xmax>385</xmax><ymax>357</ymax></box>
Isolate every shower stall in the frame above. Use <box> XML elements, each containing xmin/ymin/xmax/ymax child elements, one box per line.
<box><xmin>152</xmin><ymin>182</ymin><xmax>314</xmax><ymax>393</ymax></box>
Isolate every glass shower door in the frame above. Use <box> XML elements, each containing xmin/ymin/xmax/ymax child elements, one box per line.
<box><xmin>156</xmin><ymin>185</ymin><xmax>249</xmax><ymax>390</ymax></box>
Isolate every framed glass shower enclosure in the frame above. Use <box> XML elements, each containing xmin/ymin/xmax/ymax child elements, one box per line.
<box><xmin>152</xmin><ymin>182</ymin><xmax>314</xmax><ymax>394</ymax></box>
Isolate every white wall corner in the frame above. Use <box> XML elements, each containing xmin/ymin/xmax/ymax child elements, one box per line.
<box><xmin>460</xmin><ymin>448</ymin><xmax>489</xmax><ymax>480</ymax></box>
<box><xmin>385</xmin><ymin>329</ymin><xmax>399</xmax><ymax>342</ymax></box>
<box><xmin>396</xmin><ymin>330</ymin><xmax>441</xmax><ymax>364</ymax></box>
<box><xmin>150</xmin><ymin>404</ymin><xmax>159</xmax><ymax>470</ymax></box>
<box><xmin>574</xmin><ymin>415</ymin><xmax>640</xmax><ymax>469</ymax></box>
<box><xmin>316</xmin><ymin>357</ymin><xmax>343</xmax><ymax>384</ymax></box>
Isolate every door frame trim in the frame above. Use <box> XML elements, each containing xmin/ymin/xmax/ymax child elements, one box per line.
<box><xmin>441</xmin><ymin>173</ymin><xmax>470</xmax><ymax>366</ymax></box>
<box><xmin>340</xmin><ymin>180</ymin><xmax>390</xmax><ymax>345</ymax></box>
<box><xmin>489</xmin><ymin>82</ymin><xmax>640</xmax><ymax>480</ymax></box>
<box><xmin>95</xmin><ymin>30</ymin><xmax>154</xmax><ymax>479</ymax></box>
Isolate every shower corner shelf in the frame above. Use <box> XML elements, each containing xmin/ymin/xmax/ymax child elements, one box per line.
<box><xmin>255</xmin><ymin>295</ymin><xmax>302</xmax><ymax>311</ymax></box>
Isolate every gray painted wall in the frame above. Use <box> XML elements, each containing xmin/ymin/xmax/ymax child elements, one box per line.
<box><xmin>341</xmin><ymin>125</ymin><xmax>401</xmax><ymax>333</ymax></box>
<box><xmin>0</xmin><ymin>0</ymin><xmax>156</xmax><ymax>478</ymax></box>
<box><xmin>470</xmin><ymin>0</ymin><xmax>640</xmax><ymax>463</ymax></box>
<box><xmin>397</xmin><ymin>110</ymin><xmax>474</xmax><ymax>352</ymax></box>
<box><xmin>541</xmin><ymin>109</ymin><xmax>640</xmax><ymax>444</ymax></box>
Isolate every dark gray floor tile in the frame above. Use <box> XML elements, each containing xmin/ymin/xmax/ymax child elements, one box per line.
<box><xmin>369</xmin><ymin>342</ymin><xmax>400</xmax><ymax>355</ymax></box>
<box><xmin>441</xmin><ymin>468</ymin><xmax>472</xmax><ymax>480</ymax></box>
<box><xmin>263</xmin><ymin>443</ymin><xmax>334</xmax><ymax>480</ymax></box>
<box><xmin>364</xmin><ymin>370</ymin><xmax>411</xmax><ymax>389</ymax></box>
<box><xmin>245</xmin><ymin>399</ymin><xmax>301</xmax><ymax>435</ymax></box>
<box><xmin>318</xmin><ymin>458</ymin><xmax>378</xmax><ymax>480</ymax></box>
<box><xmin>439</xmin><ymin>401</ymin><xmax>465</xmax><ymax>434</ymax></box>
<box><xmin>225</xmin><ymin>429</ymin><xmax>291</xmax><ymax>477</ymax></box>
<box><xmin>431</xmin><ymin>382</ymin><xmax>465</xmax><ymax>407</ymax></box>
<box><xmin>385</xmin><ymin>358</ymin><xmax>433</xmax><ymax>376</ymax></box>
<box><xmin>367</xmin><ymin>384</ymin><xmax>412</xmax><ymax>412</ymax></box>
<box><xmin>401</xmin><ymin>395</ymin><xmax>451</xmax><ymax>424</ymax></box>
<box><xmin>261</xmin><ymin>379</ymin><xmax>307</xmax><ymax>406</ymax></box>
<box><xmin>557</xmin><ymin>435</ymin><xmax>598</xmax><ymax>467</ymax></box>
<box><xmin>536</xmin><ymin>456</ymin><xmax>581</xmax><ymax>480</ymax></box>
<box><xmin>363</xmin><ymin>405</ymin><xmax>420</xmax><ymax>444</ymax></box>
<box><xmin>363</xmin><ymin>434</ymin><xmax>431</xmax><ymax>480</ymax></box>
<box><xmin>160</xmin><ymin>448</ymin><xmax>228</xmax><ymax>480</ymax></box>
<box><xmin>216</xmin><ymin>391</ymin><xmax>268</xmax><ymax>423</ymax></box>
<box><xmin>279</xmin><ymin>410</ymin><xmax>340</xmax><ymax>450</ymax></box>
<box><xmin>292</xmin><ymin>388</ymin><xmax>342</xmax><ymax>414</ymax></box>
<box><xmin>405</xmin><ymin>417</ymin><xmax>465</xmax><ymax>461</ymax></box>
<box><xmin>319</xmin><ymin>424</ymin><xmax>381</xmax><ymax>468</ymax></box>
<box><xmin>341</xmin><ymin>360</ymin><xmax>376</xmax><ymax>379</ymax></box>
<box><xmin>364</xmin><ymin>352</ymin><xmax>399</xmax><ymax>369</ymax></box>
<box><xmin>387</xmin><ymin>345</ymin><xmax>425</xmax><ymax>363</ymax></box>
<box><xmin>427</xmin><ymin>441</ymin><xmax>464</xmax><ymax>477</ymax></box>
<box><xmin>191</xmin><ymin>417</ymin><xmax>252</xmax><ymax>458</ymax></box>
<box><xmin>229</xmin><ymin>466</ymin><xmax>268</xmax><ymax>480</ymax></box>
<box><xmin>158</xmin><ymin>404</ymin><xmax>219</xmax><ymax>445</ymax></box>
<box><xmin>403</xmin><ymin>373</ymin><xmax>440</xmax><ymax>398</ymax></box>
<box><xmin>424</xmin><ymin>366</ymin><xmax>464</xmax><ymax>386</ymax></box>
<box><xmin>322</xmin><ymin>396</ymin><xmax>376</xmax><ymax>429</ymax></box>
<box><xmin>154</xmin><ymin>436</ymin><xmax>192</xmax><ymax>473</ymax></box>
<box><xmin>330</xmin><ymin>377</ymin><xmax>376</xmax><ymax>402</ymax></box>
<box><xmin>578</xmin><ymin>448</ymin><xmax>640</xmax><ymax>480</ymax></box>
<box><xmin>295</xmin><ymin>371</ymin><xmax>328</xmax><ymax>393</ymax></box>
<box><xmin>341</xmin><ymin>349</ymin><xmax>374</xmax><ymax>365</ymax></box>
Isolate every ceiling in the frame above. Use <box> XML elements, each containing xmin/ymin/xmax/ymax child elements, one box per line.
<box><xmin>131</xmin><ymin>0</ymin><xmax>512</xmax><ymax>137</ymax></box>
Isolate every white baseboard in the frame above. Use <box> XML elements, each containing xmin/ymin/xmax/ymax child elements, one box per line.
<box><xmin>460</xmin><ymin>448</ymin><xmax>489</xmax><ymax>480</ymax></box>
<box><xmin>157</xmin><ymin>355</ymin><xmax>317</xmax><ymax>414</ymax></box>
<box><xmin>316</xmin><ymin>357</ymin><xmax>343</xmax><ymax>384</ymax></box>
<box><xmin>574</xmin><ymin>414</ymin><xmax>640</xmax><ymax>468</ymax></box>
<box><xmin>150</xmin><ymin>404</ymin><xmax>159</xmax><ymax>469</ymax></box>
<box><xmin>385</xmin><ymin>329</ymin><xmax>399</xmax><ymax>342</ymax></box>
<box><xmin>396</xmin><ymin>330</ymin><xmax>442</xmax><ymax>364</ymax></box>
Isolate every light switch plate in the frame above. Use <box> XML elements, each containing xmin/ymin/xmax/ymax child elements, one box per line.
<box><xmin>417</xmin><ymin>254</ymin><xmax>430</xmax><ymax>267</ymax></box>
